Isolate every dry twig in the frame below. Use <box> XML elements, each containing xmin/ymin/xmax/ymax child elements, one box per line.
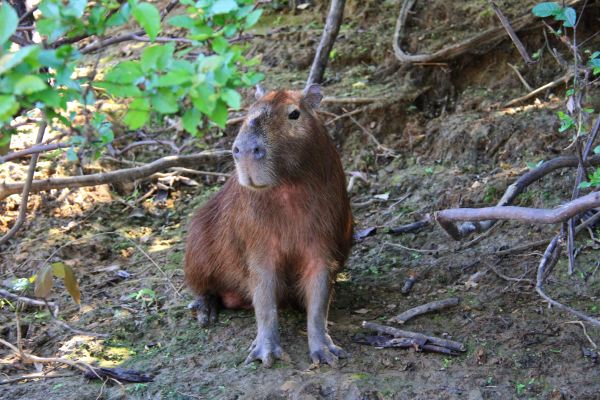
<box><xmin>0</xmin><ymin>121</ymin><xmax>46</xmax><ymax>245</ymax></box>
<box><xmin>389</xmin><ymin>298</ymin><xmax>460</xmax><ymax>324</ymax></box>
<box><xmin>0</xmin><ymin>150</ymin><xmax>229</xmax><ymax>201</ymax></box>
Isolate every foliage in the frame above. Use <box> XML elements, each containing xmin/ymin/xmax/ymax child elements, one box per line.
<box><xmin>128</xmin><ymin>288</ymin><xmax>157</xmax><ymax>307</ymax></box>
<box><xmin>0</xmin><ymin>0</ymin><xmax>264</xmax><ymax>152</ymax></box>
<box><xmin>34</xmin><ymin>262</ymin><xmax>81</xmax><ymax>304</ymax></box>
<box><xmin>531</xmin><ymin>2</ymin><xmax>576</xmax><ymax>27</ymax></box>
<box><xmin>532</xmin><ymin>3</ymin><xmax>600</xmax><ymax>190</ymax></box>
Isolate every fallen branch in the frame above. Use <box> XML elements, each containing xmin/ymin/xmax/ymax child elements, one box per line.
<box><xmin>389</xmin><ymin>297</ymin><xmax>460</xmax><ymax>324</ymax></box>
<box><xmin>436</xmin><ymin>191</ymin><xmax>600</xmax><ymax>240</ymax></box>
<box><xmin>388</xmin><ymin>217</ymin><xmax>431</xmax><ymax>235</ymax></box>
<box><xmin>393</xmin><ymin>0</ymin><xmax>585</xmax><ymax>64</ymax></box>
<box><xmin>306</xmin><ymin>0</ymin><xmax>346</xmax><ymax>85</ymax></box>
<box><xmin>0</xmin><ymin>150</ymin><xmax>230</xmax><ymax>201</ymax></box>
<box><xmin>361</xmin><ymin>321</ymin><xmax>465</xmax><ymax>352</ymax></box>
<box><xmin>438</xmin><ymin>154</ymin><xmax>600</xmax><ymax>240</ymax></box>
<box><xmin>355</xmin><ymin>335</ymin><xmax>460</xmax><ymax>355</ymax></box>
<box><xmin>0</xmin><ymin>121</ymin><xmax>46</xmax><ymax>245</ymax></box>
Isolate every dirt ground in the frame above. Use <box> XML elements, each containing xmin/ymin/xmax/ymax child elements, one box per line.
<box><xmin>1</xmin><ymin>1</ymin><xmax>600</xmax><ymax>399</ymax></box>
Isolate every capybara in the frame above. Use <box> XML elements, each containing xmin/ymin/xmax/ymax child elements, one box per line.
<box><xmin>184</xmin><ymin>84</ymin><xmax>353</xmax><ymax>367</ymax></box>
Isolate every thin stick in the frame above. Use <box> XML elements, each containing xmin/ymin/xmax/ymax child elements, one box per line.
<box><xmin>120</xmin><ymin>235</ymin><xmax>180</xmax><ymax>297</ymax></box>
<box><xmin>0</xmin><ymin>143</ymin><xmax>70</xmax><ymax>164</ymax></box>
<box><xmin>564</xmin><ymin>321</ymin><xmax>597</xmax><ymax>349</ymax></box>
<box><xmin>0</xmin><ymin>372</ymin><xmax>76</xmax><ymax>385</ymax></box>
<box><xmin>389</xmin><ymin>298</ymin><xmax>460</xmax><ymax>324</ymax></box>
<box><xmin>0</xmin><ymin>338</ymin><xmax>93</xmax><ymax>373</ymax></box>
<box><xmin>488</xmin><ymin>1</ymin><xmax>534</xmax><ymax>64</ymax></box>
<box><xmin>507</xmin><ymin>63</ymin><xmax>533</xmax><ymax>91</ymax></box>
<box><xmin>361</xmin><ymin>321</ymin><xmax>466</xmax><ymax>352</ymax></box>
<box><xmin>535</xmin><ymin>236</ymin><xmax>600</xmax><ymax>327</ymax></box>
<box><xmin>0</xmin><ymin>121</ymin><xmax>46</xmax><ymax>245</ymax></box>
<box><xmin>0</xmin><ymin>289</ymin><xmax>56</xmax><ymax>308</ymax></box>
<box><xmin>383</xmin><ymin>241</ymin><xmax>448</xmax><ymax>255</ymax></box>
<box><xmin>504</xmin><ymin>71</ymin><xmax>573</xmax><ymax>107</ymax></box>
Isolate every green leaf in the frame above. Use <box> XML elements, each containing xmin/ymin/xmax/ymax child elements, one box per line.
<box><xmin>221</xmin><ymin>88</ymin><xmax>241</xmax><ymax>109</ymax></box>
<box><xmin>124</xmin><ymin>97</ymin><xmax>150</xmax><ymax>129</ymax></box>
<box><xmin>192</xmin><ymin>83</ymin><xmax>217</xmax><ymax>115</ymax></box>
<box><xmin>94</xmin><ymin>81</ymin><xmax>142</xmax><ymax>97</ymax></box>
<box><xmin>167</xmin><ymin>15</ymin><xmax>195</xmax><ymax>29</ymax></box>
<box><xmin>0</xmin><ymin>46</ymin><xmax>39</xmax><ymax>74</ymax></box>
<box><xmin>211</xmin><ymin>36</ymin><xmax>228</xmax><ymax>54</ymax></box>
<box><xmin>150</xmin><ymin>90</ymin><xmax>178</xmax><ymax>114</ymax></box>
<box><xmin>66</xmin><ymin>147</ymin><xmax>78</xmax><ymax>161</ymax></box>
<box><xmin>0</xmin><ymin>3</ymin><xmax>18</xmax><ymax>47</ymax></box>
<box><xmin>107</xmin><ymin>3</ymin><xmax>131</xmax><ymax>27</ymax></box>
<box><xmin>182</xmin><ymin>108</ymin><xmax>201</xmax><ymax>136</ymax></box>
<box><xmin>141</xmin><ymin>43</ymin><xmax>174</xmax><ymax>72</ymax></box>
<box><xmin>0</xmin><ymin>95</ymin><xmax>19</xmax><ymax>121</ymax></box>
<box><xmin>532</xmin><ymin>2</ymin><xmax>561</xmax><ymax>17</ymax></box>
<box><xmin>155</xmin><ymin>71</ymin><xmax>193</xmax><ymax>87</ymax></box>
<box><xmin>210</xmin><ymin>99</ymin><xmax>228</xmax><ymax>128</ymax></box>
<box><xmin>104</xmin><ymin>61</ymin><xmax>143</xmax><ymax>84</ymax></box>
<box><xmin>563</xmin><ymin>7</ymin><xmax>576</xmax><ymax>27</ymax></box>
<box><xmin>211</xmin><ymin>0</ymin><xmax>238</xmax><ymax>15</ymax></box>
<box><xmin>555</xmin><ymin>7</ymin><xmax>576</xmax><ymax>27</ymax></box>
<box><xmin>244</xmin><ymin>9</ymin><xmax>262</xmax><ymax>29</ymax></box>
<box><xmin>34</xmin><ymin>265</ymin><xmax>54</xmax><ymax>299</ymax></box>
<box><xmin>132</xmin><ymin>3</ymin><xmax>161</xmax><ymax>41</ymax></box>
<box><xmin>594</xmin><ymin>145</ymin><xmax>600</xmax><ymax>155</ymax></box>
<box><xmin>14</xmin><ymin>76</ymin><xmax>47</xmax><ymax>95</ymax></box>
<box><xmin>63</xmin><ymin>0</ymin><xmax>88</xmax><ymax>18</ymax></box>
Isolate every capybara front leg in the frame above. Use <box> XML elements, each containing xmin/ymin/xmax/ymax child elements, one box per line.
<box><xmin>305</xmin><ymin>267</ymin><xmax>347</xmax><ymax>367</ymax></box>
<box><xmin>244</xmin><ymin>268</ymin><xmax>285</xmax><ymax>368</ymax></box>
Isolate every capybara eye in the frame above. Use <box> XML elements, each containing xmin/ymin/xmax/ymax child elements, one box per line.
<box><xmin>288</xmin><ymin>109</ymin><xmax>300</xmax><ymax>120</ymax></box>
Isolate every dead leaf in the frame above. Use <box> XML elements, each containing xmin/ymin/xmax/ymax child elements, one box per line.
<box><xmin>354</xmin><ymin>308</ymin><xmax>370</xmax><ymax>314</ymax></box>
<box><xmin>34</xmin><ymin>264</ymin><xmax>53</xmax><ymax>299</ymax></box>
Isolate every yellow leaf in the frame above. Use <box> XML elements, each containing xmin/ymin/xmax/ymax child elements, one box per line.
<box><xmin>51</xmin><ymin>262</ymin><xmax>66</xmax><ymax>278</ymax></box>
<box><xmin>62</xmin><ymin>264</ymin><xmax>81</xmax><ymax>305</ymax></box>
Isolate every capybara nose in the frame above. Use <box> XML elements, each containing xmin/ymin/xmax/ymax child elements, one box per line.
<box><xmin>233</xmin><ymin>135</ymin><xmax>266</xmax><ymax>161</ymax></box>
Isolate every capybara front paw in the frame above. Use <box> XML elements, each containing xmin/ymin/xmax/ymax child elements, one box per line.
<box><xmin>244</xmin><ymin>337</ymin><xmax>286</xmax><ymax>368</ymax></box>
<box><xmin>187</xmin><ymin>295</ymin><xmax>218</xmax><ymax>327</ymax></box>
<box><xmin>309</xmin><ymin>336</ymin><xmax>348</xmax><ymax>367</ymax></box>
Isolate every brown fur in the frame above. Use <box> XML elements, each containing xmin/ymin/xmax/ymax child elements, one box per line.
<box><xmin>184</xmin><ymin>89</ymin><xmax>353</xmax><ymax>312</ymax></box>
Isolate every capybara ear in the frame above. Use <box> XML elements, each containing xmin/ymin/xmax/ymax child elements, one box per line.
<box><xmin>302</xmin><ymin>84</ymin><xmax>323</xmax><ymax>109</ymax></box>
<box><xmin>255</xmin><ymin>84</ymin><xmax>266</xmax><ymax>100</ymax></box>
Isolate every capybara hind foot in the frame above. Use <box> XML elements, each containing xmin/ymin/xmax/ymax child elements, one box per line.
<box><xmin>188</xmin><ymin>294</ymin><xmax>218</xmax><ymax>327</ymax></box>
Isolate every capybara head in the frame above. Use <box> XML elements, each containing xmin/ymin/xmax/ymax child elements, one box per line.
<box><xmin>232</xmin><ymin>84</ymin><xmax>324</xmax><ymax>189</ymax></box>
